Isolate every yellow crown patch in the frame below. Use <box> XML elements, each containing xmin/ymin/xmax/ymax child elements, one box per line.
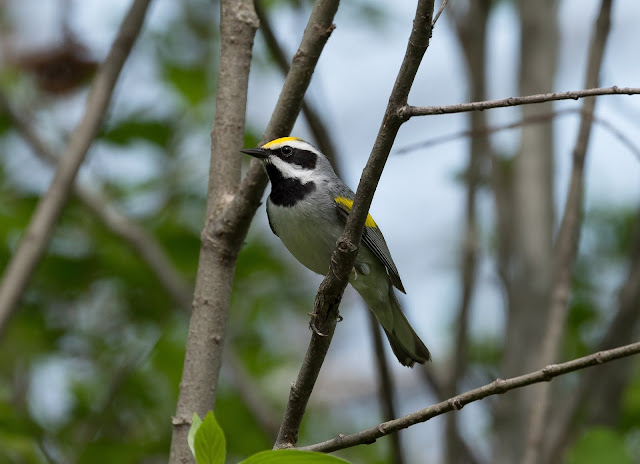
<box><xmin>334</xmin><ymin>197</ymin><xmax>378</xmax><ymax>228</ymax></box>
<box><xmin>262</xmin><ymin>136</ymin><xmax>301</xmax><ymax>149</ymax></box>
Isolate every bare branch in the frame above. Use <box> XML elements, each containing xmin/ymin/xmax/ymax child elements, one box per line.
<box><xmin>522</xmin><ymin>2</ymin><xmax>613</xmax><ymax>463</ymax></box>
<box><xmin>273</xmin><ymin>0</ymin><xmax>436</xmax><ymax>450</ymax></box>
<box><xmin>404</xmin><ymin>86</ymin><xmax>640</xmax><ymax>117</ymax></box>
<box><xmin>219</xmin><ymin>0</ymin><xmax>341</xmax><ymax>244</ymax></box>
<box><xmin>394</xmin><ymin>108</ymin><xmax>640</xmax><ymax>162</ymax></box>
<box><xmin>367</xmin><ymin>311</ymin><xmax>405</xmax><ymax>464</ymax></box>
<box><xmin>431</xmin><ymin>0</ymin><xmax>450</xmax><ymax>27</ymax></box>
<box><xmin>301</xmin><ymin>340</ymin><xmax>640</xmax><ymax>454</ymax></box>
<box><xmin>0</xmin><ymin>0</ymin><xmax>152</xmax><ymax>337</ymax></box>
<box><xmin>254</xmin><ymin>0</ymin><xmax>340</xmax><ymax>172</ymax></box>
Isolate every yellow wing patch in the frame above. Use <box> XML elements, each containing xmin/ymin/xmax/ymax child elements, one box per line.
<box><xmin>334</xmin><ymin>197</ymin><xmax>378</xmax><ymax>228</ymax></box>
<box><xmin>262</xmin><ymin>136</ymin><xmax>301</xmax><ymax>149</ymax></box>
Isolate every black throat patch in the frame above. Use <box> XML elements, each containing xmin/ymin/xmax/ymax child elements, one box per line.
<box><xmin>266</xmin><ymin>164</ymin><xmax>316</xmax><ymax>207</ymax></box>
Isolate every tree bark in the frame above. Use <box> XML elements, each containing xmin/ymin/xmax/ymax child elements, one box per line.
<box><xmin>493</xmin><ymin>1</ymin><xmax>557</xmax><ymax>462</ymax></box>
<box><xmin>168</xmin><ymin>1</ymin><xmax>259</xmax><ymax>462</ymax></box>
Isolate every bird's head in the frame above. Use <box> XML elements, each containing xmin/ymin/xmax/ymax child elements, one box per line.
<box><xmin>241</xmin><ymin>137</ymin><xmax>334</xmax><ymax>184</ymax></box>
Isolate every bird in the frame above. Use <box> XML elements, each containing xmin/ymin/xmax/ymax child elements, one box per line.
<box><xmin>241</xmin><ymin>137</ymin><xmax>430</xmax><ymax>367</ymax></box>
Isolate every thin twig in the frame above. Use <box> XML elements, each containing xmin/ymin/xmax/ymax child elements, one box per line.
<box><xmin>394</xmin><ymin>107</ymin><xmax>640</xmax><ymax>162</ymax></box>
<box><xmin>273</xmin><ymin>0</ymin><xmax>436</xmax><ymax>450</ymax></box>
<box><xmin>404</xmin><ymin>86</ymin><xmax>640</xmax><ymax>117</ymax></box>
<box><xmin>300</xmin><ymin>340</ymin><xmax>640</xmax><ymax>453</ymax></box>
<box><xmin>522</xmin><ymin>2</ymin><xmax>613</xmax><ymax>463</ymax></box>
<box><xmin>0</xmin><ymin>0</ymin><xmax>152</xmax><ymax>338</ymax></box>
<box><xmin>367</xmin><ymin>311</ymin><xmax>405</xmax><ymax>464</ymax></box>
<box><xmin>431</xmin><ymin>0</ymin><xmax>450</xmax><ymax>27</ymax></box>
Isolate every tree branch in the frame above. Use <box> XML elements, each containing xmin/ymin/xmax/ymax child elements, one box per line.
<box><xmin>254</xmin><ymin>0</ymin><xmax>340</xmax><ymax>172</ymax></box>
<box><xmin>219</xmin><ymin>0</ymin><xmax>340</xmax><ymax>243</ymax></box>
<box><xmin>394</xmin><ymin>107</ymin><xmax>640</xmax><ymax>162</ymax></box>
<box><xmin>300</xmin><ymin>340</ymin><xmax>640</xmax><ymax>454</ymax></box>
<box><xmin>522</xmin><ymin>2</ymin><xmax>613</xmax><ymax>462</ymax></box>
<box><xmin>168</xmin><ymin>0</ymin><xmax>259</xmax><ymax>461</ymax></box>
<box><xmin>273</xmin><ymin>0</ymin><xmax>436</xmax><ymax>450</ymax></box>
<box><xmin>404</xmin><ymin>86</ymin><xmax>639</xmax><ymax>117</ymax></box>
<box><xmin>0</xmin><ymin>0</ymin><xmax>152</xmax><ymax>338</ymax></box>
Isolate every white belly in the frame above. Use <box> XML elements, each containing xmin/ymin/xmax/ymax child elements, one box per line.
<box><xmin>267</xmin><ymin>198</ymin><xmax>342</xmax><ymax>276</ymax></box>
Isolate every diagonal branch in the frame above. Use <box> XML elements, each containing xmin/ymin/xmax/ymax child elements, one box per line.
<box><xmin>0</xmin><ymin>0</ymin><xmax>152</xmax><ymax>338</ymax></box>
<box><xmin>218</xmin><ymin>0</ymin><xmax>340</xmax><ymax>242</ymax></box>
<box><xmin>404</xmin><ymin>86</ymin><xmax>640</xmax><ymax>117</ymax></box>
<box><xmin>522</xmin><ymin>2</ymin><xmax>613</xmax><ymax>463</ymax></box>
<box><xmin>301</xmin><ymin>340</ymin><xmax>640</xmax><ymax>454</ymax></box>
<box><xmin>254</xmin><ymin>0</ymin><xmax>340</xmax><ymax>171</ymax></box>
<box><xmin>273</xmin><ymin>0</ymin><xmax>436</xmax><ymax>450</ymax></box>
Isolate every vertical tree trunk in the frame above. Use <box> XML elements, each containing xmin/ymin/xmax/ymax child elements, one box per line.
<box><xmin>168</xmin><ymin>1</ymin><xmax>259</xmax><ymax>462</ymax></box>
<box><xmin>493</xmin><ymin>1</ymin><xmax>557</xmax><ymax>462</ymax></box>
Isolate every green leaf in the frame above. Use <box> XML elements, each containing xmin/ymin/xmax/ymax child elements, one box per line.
<box><xmin>164</xmin><ymin>64</ymin><xmax>209</xmax><ymax>106</ymax></box>
<box><xmin>240</xmin><ymin>449</ymin><xmax>350</xmax><ymax>464</ymax></box>
<box><xmin>194</xmin><ymin>411</ymin><xmax>225</xmax><ymax>464</ymax></box>
<box><xmin>188</xmin><ymin>413</ymin><xmax>203</xmax><ymax>457</ymax></box>
<box><xmin>567</xmin><ymin>427</ymin><xmax>633</xmax><ymax>464</ymax></box>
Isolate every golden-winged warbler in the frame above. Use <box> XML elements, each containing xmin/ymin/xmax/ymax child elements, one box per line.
<box><xmin>241</xmin><ymin>137</ymin><xmax>430</xmax><ymax>367</ymax></box>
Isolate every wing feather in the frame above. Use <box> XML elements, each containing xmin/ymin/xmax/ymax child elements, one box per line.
<box><xmin>334</xmin><ymin>199</ymin><xmax>406</xmax><ymax>293</ymax></box>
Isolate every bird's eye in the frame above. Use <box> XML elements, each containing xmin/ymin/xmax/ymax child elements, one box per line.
<box><xmin>281</xmin><ymin>146</ymin><xmax>293</xmax><ymax>156</ymax></box>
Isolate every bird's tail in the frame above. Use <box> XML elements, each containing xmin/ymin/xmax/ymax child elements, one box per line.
<box><xmin>382</xmin><ymin>288</ymin><xmax>431</xmax><ymax>367</ymax></box>
<box><xmin>358</xmin><ymin>281</ymin><xmax>431</xmax><ymax>367</ymax></box>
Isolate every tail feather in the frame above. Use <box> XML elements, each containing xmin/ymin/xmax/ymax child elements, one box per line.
<box><xmin>383</xmin><ymin>289</ymin><xmax>431</xmax><ymax>367</ymax></box>
<box><xmin>356</xmin><ymin>278</ymin><xmax>431</xmax><ymax>367</ymax></box>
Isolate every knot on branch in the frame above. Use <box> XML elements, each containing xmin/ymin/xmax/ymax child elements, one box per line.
<box><xmin>312</xmin><ymin>22</ymin><xmax>336</xmax><ymax>38</ymax></box>
<box><xmin>541</xmin><ymin>364</ymin><xmax>558</xmax><ymax>380</ymax></box>
<box><xmin>493</xmin><ymin>378</ymin><xmax>507</xmax><ymax>393</ymax></box>
<box><xmin>171</xmin><ymin>415</ymin><xmax>192</xmax><ymax>426</ymax></box>
<box><xmin>449</xmin><ymin>397</ymin><xmax>464</xmax><ymax>410</ymax></box>
<box><xmin>337</xmin><ymin>238</ymin><xmax>356</xmax><ymax>254</ymax></box>
<box><xmin>397</xmin><ymin>105</ymin><xmax>412</xmax><ymax>121</ymax></box>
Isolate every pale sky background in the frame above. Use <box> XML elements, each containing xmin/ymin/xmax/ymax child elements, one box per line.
<box><xmin>5</xmin><ymin>0</ymin><xmax>640</xmax><ymax>461</ymax></box>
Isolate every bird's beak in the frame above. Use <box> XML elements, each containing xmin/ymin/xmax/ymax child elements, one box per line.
<box><xmin>240</xmin><ymin>147</ymin><xmax>268</xmax><ymax>159</ymax></box>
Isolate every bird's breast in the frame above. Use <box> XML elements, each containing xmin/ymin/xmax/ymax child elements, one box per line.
<box><xmin>267</xmin><ymin>196</ymin><xmax>342</xmax><ymax>276</ymax></box>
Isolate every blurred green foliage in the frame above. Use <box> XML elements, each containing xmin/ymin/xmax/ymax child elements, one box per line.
<box><xmin>0</xmin><ymin>0</ymin><xmax>639</xmax><ymax>463</ymax></box>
